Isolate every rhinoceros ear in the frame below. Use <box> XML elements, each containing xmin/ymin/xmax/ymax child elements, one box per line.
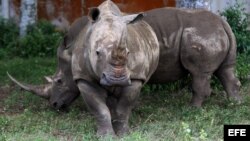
<box><xmin>44</xmin><ymin>76</ymin><xmax>53</xmax><ymax>83</ymax></box>
<box><xmin>88</xmin><ymin>7</ymin><xmax>100</xmax><ymax>22</ymax></box>
<box><xmin>123</xmin><ymin>13</ymin><xmax>145</xmax><ymax>24</ymax></box>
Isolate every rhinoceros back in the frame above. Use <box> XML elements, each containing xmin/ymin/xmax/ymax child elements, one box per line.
<box><xmin>143</xmin><ymin>8</ymin><xmax>234</xmax><ymax>83</ymax></box>
<box><xmin>57</xmin><ymin>16</ymin><xmax>89</xmax><ymax>74</ymax></box>
<box><xmin>143</xmin><ymin>8</ymin><xmax>188</xmax><ymax>83</ymax></box>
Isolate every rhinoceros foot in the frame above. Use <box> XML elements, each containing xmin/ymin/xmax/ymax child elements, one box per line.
<box><xmin>96</xmin><ymin>125</ymin><xmax>116</xmax><ymax>138</ymax></box>
<box><xmin>112</xmin><ymin>120</ymin><xmax>129</xmax><ymax>136</ymax></box>
<box><xmin>190</xmin><ymin>96</ymin><xmax>204</xmax><ymax>107</ymax></box>
<box><xmin>228</xmin><ymin>95</ymin><xmax>242</xmax><ymax>105</ymax></box>
<box><xmin>226</xmin><ymin>82</ymin><xmax>242</xmax><ymax>105</ymax></box>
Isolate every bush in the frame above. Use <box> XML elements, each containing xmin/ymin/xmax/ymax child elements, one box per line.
<box><xmin>236</xmin><ymin>53</ymin><xmax>250</xmax><ymax>83</ymax></box>
<box><xmin>17</xmin><ymin>20</ymin><xmax>63</xmax><ymax>58</ymax></box>
<box><xmin>0</xmin><ymin>18</ymin><xmax>63</xmax><ymax>59</ymax></box>
<box><xmin>220</xmin><ymin>1</ymin><xmax>250</xmax><ymax>54</ymax></box>
<box><xmin>219</xmin><ymin>1</ymin><xmax>250</xmax><ymax>85</ymax></box>
<box><xmin>0</xmin><ymin>17</ymin><xmax>19</xmax><ymax>59</ymax></box>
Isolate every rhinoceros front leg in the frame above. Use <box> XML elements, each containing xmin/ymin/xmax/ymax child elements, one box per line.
<box><xmin>76</xmin><ymin>80</ymin><xmax>115</xmax><ymax>137</ymax></box>
<box><xmin>112</xmin><ymin>80</ymin><xmax>143</xmax><ymax>136</ymax></box>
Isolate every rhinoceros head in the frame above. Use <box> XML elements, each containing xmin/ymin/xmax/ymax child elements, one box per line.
<box><xmin>44</xmin><ymin>73</ymin><xmax>79</xmax><ymax>110</ymax></box>
<box><xmin>7</xmin><ymin>72</ymin><xmax>79</xmax><ymax>110</ymax></box>
<box><xmin>7</xmin><ymin>43</ymin><xmax>79</xmax><ymax>110</ymax></box>
<box><xmin>86</xmin><ymin>1</ymin><xmax>144</xmax><ymax>86</ymax></box>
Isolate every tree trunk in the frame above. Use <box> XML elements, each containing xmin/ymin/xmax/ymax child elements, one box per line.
<box><xmin>176</xmin><ymin>0</ymin><xmax>211</xmax><ymax>10</ymax></box>
<box><xmin>19</xmin><ymin>0</ymin><xmax>37</xmax><ymax>37</ymax></box>
<box><xmin>1</xmin><ymin>0</ymin><xmax>10</xmax><ymax>19</ymax></box>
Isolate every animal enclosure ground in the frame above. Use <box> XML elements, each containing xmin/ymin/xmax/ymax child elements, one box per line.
<box><xmin>0</xmin><ymin>57</ymin><xmax>250</xmax><ymax>141</ymax></box>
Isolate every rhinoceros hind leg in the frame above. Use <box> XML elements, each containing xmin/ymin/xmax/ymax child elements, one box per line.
<box><xmin>190</xmin><ymin>73</ymin><xmax>212</xmax><ymax>107</ymax></box>
<box><xmin>215</xmin><ymin>66</ymin><xmax>242</xmax><ymax>103</ymax></box>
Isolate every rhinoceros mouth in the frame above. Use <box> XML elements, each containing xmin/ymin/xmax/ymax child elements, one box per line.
<box><xmin>51</xmin><ymin>101</ymin><xmax>68</xmax><ymax>111</ymax></box>
<box><xmin>100</xmin><ymin>73</ymin><xmax>131</xmax><ymax>86</ymax></box>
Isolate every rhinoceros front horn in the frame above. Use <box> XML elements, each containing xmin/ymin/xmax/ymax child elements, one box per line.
<box><xmin>7</xmin><ymin>72</ymin><xmax>50</xmax><ymax>99</ymax></box>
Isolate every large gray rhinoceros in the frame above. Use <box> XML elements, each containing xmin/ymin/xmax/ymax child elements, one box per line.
<box><xmin>9</xmin><ymin>4</ymin><xmax>241</xmax><ymax>110</ymax></box>
<box><xmin>71</xmin><ymin>1</ymin><xmax>159</xmax><ymax>136</ymax></box>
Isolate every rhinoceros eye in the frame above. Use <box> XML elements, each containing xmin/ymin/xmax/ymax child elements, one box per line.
<box><xmin>55</xmin><ymin>78</ymin><xmax>63</xmax><ymax>85</ymax></box>
<box><xmin>96</xmin><ymin>50</ymin><xmax>100</xmax><ymax>56</ymax></box>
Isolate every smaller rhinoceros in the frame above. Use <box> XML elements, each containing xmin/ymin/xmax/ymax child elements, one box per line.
<box><xmin>7</xmin><ymin>16</ymin><xmax>88</xmax><ymax>110</ymax></box>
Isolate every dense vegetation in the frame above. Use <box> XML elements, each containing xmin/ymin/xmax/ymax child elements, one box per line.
<box><xmin>0</xmin><ymin>1</ymin><xmax>249</xmax><ymax>141</ymax></box>
<box><xmin>0</xmin><ymin>19</ymin><xmax>62</xmax><ymax>59</ymax></box>
<box><xmin>220</xmin><ymin>1</ymin><xmax>250</xmax><ymax>54</ymax></box>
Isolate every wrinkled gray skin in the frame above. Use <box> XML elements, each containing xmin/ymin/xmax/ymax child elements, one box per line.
<box><xmin>71</xmin><ymin>1</ymin><xmax>159</xmax><ymax>136</ymax></box>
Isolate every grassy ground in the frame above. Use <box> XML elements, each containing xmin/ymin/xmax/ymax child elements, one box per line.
<box><xmin>0</xmin><ymin>57</ymin><xmax>249</xmax><ymax>141</ymax></box>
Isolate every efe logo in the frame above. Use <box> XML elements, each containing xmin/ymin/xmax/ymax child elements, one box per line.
<box><xmin>228</xmin><ymin>129</ymin><xmax>246</xmax><ymax>136</ymax></box>
<box><xmin>224</xmin><ymin>125</ymin><xmax>249</xmax><ymax>141</ymax></box>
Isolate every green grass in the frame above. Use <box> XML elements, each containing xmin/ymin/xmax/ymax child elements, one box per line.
<box><xmin>0</xmin><ymin>57</ymin><xmax>56</xmax><ymax>85</ymax></box>
<box><xmin>0</xmin><ymin>57</ymin><xmax>250</xmax><ymax>141</ymax></box>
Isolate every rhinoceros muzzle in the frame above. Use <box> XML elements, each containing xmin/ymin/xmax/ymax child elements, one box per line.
<box><xmin>100</xmin><ymin>70</ymin><xmax>131</xmax><ymax>86</ymax></box>
<box><xmin>51</xmin><ymin>100</ymin><xmax>67</xmax><ymax>110</ymax></box>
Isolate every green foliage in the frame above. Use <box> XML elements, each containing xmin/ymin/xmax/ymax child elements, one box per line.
<box><xmin>17</xmin><ymin>20</ymin><xmax>63</xmax><ymax>58</ymax></box>
<box><xmin>142</xmin><ymin>76</ymin><xmax>191</xmax><ymax>94</ymax></box>
<box><xmin>0</xmin><ymin>17</ymin><xmax>19</xmax><ymax>59</ymax></box>
<box><xmin>0</xmin><ymin>57</ymin><xmax>56</xmax><ymax>85</ymax></box>
<box><xmin>220</xmin><ymin>1</ymin><xmax>250</xmax><ymax>54</ymax></box>
<box><xmin>236</xmin><ymin>53</ymin><xmax>250</xmax><ymax>83</ymax></box>
<box><xmin>0</xmin><ymin>18</ymin><xmax>63</xmax><ymax>59</ymax></box>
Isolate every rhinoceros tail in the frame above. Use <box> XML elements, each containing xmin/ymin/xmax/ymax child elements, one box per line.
<box><xmin>221</xmin><ymin>19</ymin><xmax>237</xmax><ymax>67</ymax></box>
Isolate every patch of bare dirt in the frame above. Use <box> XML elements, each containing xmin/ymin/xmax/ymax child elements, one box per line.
<box><xmin>0</xmin><ymin>84</ymin><xmax>26</xmax><ymax>115</ymax></box>
<box><xmin>0</xmin><ymin>85</ymin><xmax>12</xmax><ymax>114</ymax></box>
<box><xmin>0</xmin><ymin>85</ymin><xmax>12</xmax><ymax>99</ymax></box>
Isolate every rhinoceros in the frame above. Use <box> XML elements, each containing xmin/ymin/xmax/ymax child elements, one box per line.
<box><xmin>70</xmin><ymin>0</ymin><xmax>159</xmax><ymax>136</ymax></box>
<box><xmin>8</xmin><ymin>16</ymin><xmax>88</xmax><ymax>109</ymax></box>
<box><xmin>145</xmin><ymin>7</ymin><xmax>241</xmax><ymax>106</ymax></box>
